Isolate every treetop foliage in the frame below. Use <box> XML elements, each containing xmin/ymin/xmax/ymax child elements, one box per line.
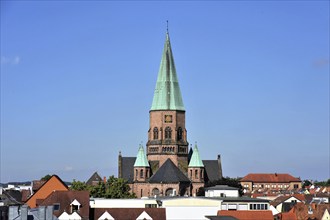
<box><xmin>70</xmin><ymin>175</ymin><xmax>136</xmax><ymax>198</ymax></box>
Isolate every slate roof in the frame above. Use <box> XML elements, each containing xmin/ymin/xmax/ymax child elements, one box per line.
<box><xmin>149</xmin><ymin>159</ymin><xmax>190</xmax><ymax>183</ymax></box>
<box><xmin>205</xmin><ymin>185</ymin><xmax>239</xmax><ymax>191</ymax></box>
<box><xmin>86</xmin><ymin>172</ymin><xmax>102</xmax><ymax>186</ymax></box>
<box><xmin>121</xmin><ymin>157</ymin><xmax>136</xmax><ymax>183</ymax></box>
<box><xmin>121</xmin><ymin>157</ymin><xmax>222</xmax><ymax>184</ymax></box>
<box><xmin>93</xmin><ymin>208</ymin><xmax>166</xmax><ymax>220</ymax></box>
<box><xmin>240</xmin><ymin>173</ymin><xmax>301</xmax><ymax>183</ymax></box>
<box><xmin>203</xmin><ymin>160</ymin><xmax>222</xmax><ymax>182</ymax></box>
<box><xmin>218</xmin><ymin>210</ymin><xmax>274</xmax><ymax>220</ymax></box>
<box><xmin>39</xmin><ymin>190</ymin><xmax>90</xmax><ymax>219</ymax></box>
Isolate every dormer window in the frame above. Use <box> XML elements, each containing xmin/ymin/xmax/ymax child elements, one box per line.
<box><xmin>70</xmin><ymin>199</ymin><xmax>81</xmax><ymax>213</ymax></box>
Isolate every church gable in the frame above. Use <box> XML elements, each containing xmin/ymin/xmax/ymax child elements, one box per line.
<box><xmin>149</xmin><ymin>159</ymin><xmax>190</xmax><ymax>183</ymax></box>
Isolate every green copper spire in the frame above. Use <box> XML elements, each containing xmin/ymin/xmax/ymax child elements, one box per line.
<box><xmin>150</xmin><ymin>31</ymin><xmax>185</xmax><ymax>111</ymax></box>
<box><xmin>134</xmin><ymin>145</ymin><xmax>149</xmax><ymax>167</ymax></box>
<box><xmin>188</xmin><ymin>144</ymin><xmax>204</xmax><ymax>167</ymax></box>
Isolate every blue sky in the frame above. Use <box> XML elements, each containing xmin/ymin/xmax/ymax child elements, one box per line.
<box><xmin>1</xmin><ymin>1</ymin><xmax>329</xmax><ymax>183</ymax></box>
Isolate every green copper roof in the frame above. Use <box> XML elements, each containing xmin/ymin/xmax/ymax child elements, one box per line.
<box><xmin>188</xmin><ymin>144</ymin><xmax>204</xmax><ymax>167</ymax></box>
<box><xmin>134</xmin><ymin>145</ymin><xmax>149</xmax><ymax>167</ymax></box>
<box><xmin>150</xmin><ymin>32</ymin><xmax>185</xmax><ymax>111</ymax></box>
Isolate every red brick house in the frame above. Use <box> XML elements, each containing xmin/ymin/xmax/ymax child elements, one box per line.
<box><xmin>25</xmin><ymin>175</ymin><xmax>68</xmax><ymax>208</ymax></box>
<box><xmin>240</xmin><ymin>173</ymin><xmax>302</xmax><ymax>193</ymax></box>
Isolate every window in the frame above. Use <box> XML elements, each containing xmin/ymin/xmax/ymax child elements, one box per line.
<box><xmin>177</xmin><ymin>127</ymin><xmax>183</xmax><ymax>140</ymax></box>
<box><xmin>165</xmin><ymin>188</ymin><xmax>174</xmax><ymax>196</ymax></box>
<box><xmin>190</xmin><ymin>170</ymin><xmax>192</xmax><ymax>178</ymax></box>
<box><xmin>140</xmin><ymin>169</ymin><xmax>144</xmax><ymax>178</ymax></box>
<box><xmin>294</xmin><ymin>184</ymin><xmax>299</xmax><ymax>189</ymax></box>
<box><xmin>195</xmin><ymin>170</ymin><xmax>198</xmax><ymax>179</ymax></box>
<box><xmin>71</xmin><ymin>205</ymin><xmax>79</xmax><ymax>213</ymax></box>
<box><xmin>250</xmin><ymin>203</ymin><xmax>268</xmax><ymax>210</ymax></box>
<box><xmin>135</xmin><ymin>169</ymin><xmax>138</xmax><ymax>178</ymax></box>
<box><xmin>165</xmin><ymin>127</ymin><xmax>172</xmax><ymax>139</ymax></box>
<box><xmin>53</xmin><ymin>203</ymin><xmax>60</xmax><ymax>211</ymax></box>
<box><xmin>152</xmin><ymin>188</ymin><xmax>160</xmax><ymax>196</ymax></box>
<box><xmin>153</xmin><ymin>127</ymin><xmax>158</xmax><ymax>140</ymax></box>
<box><xmin>200</xmin><ymin>169</ymin><xmax>204</xmax><ymax>179</ymax></box>
<box><xmin>145</xmin><ymin>204</ymin><xmax>157</xmax><ymax>208</ymax></box>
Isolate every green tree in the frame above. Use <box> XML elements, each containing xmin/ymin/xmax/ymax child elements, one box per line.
<box><xmin>70</xmin><ymin>180</ymin><xmax>89</xmax><ymax>191</ymax></box>
<box><xmin>40</xmin><ymin>174</ymin><xmax>53</xmax><ymax>181</ymax></box>
<box><xmin>302</xmin><ymin>180</ymin><xmax>312</xmax><ymax>188</ymax></box>
<box><xmin>70</xmin><ymin>176</ymin><xmax>136</xmax><ymax>198</ymax></box>
<box><xmin>314</xmin><ymin>179</ymin><xmax>330</xmax><ymax>187</ymax></box>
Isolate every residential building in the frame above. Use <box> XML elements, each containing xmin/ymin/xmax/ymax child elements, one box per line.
<box><xmin>240</xmin><ymin>173</ymin><xmax>302</xmax><ymax>193</ymax></box>
<box><xmin>86</xmin><ymin>172</ymin><xmax>103</xmax><ymax>186</ymax></box>
<box><xmin>205</xmin><ymin>185</ymin><xmax>240</xmax><ymax>198</ymax></box>
<box><xmin>25</xmin><ymin>175</ymin><xmax>69</xmax><ymax>208</ymax></box>
<box><xmin>38</xmin><ymin>190</ymin><xmax>90</xmax><ymax>220</ymax></box>
<box><xmin>118</xmin><ymin>29</ymin><xmax>222</xmax><ymax>198</ymax></box>
<box><xmin>216</xmin><ymin>210</ymin><xmax>274</xmax><ymax>220</ymax></box>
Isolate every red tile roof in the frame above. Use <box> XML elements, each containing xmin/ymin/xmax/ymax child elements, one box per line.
<box><xmin>292</xmin><ymin>203</ymin><xmax>330</xmax><ymax>220</ymax></box>
<box><xmin>270</xmin><ymin>194</ymin><xmax>305</xmax><ymax>207</ymax></box>
<box><xmin>94</xmin><ymin>208</ymin><xmax>166</xmax><ymax>220</ymax></box>
<box><xmin>240</xmin><ymin>173</ymin><xmax>301</xmax><ymax>183</ymax></box>
<box><xmin>274</xmin><ymin>209</ymin><xmax>297</xmax><ymax>220</ymax></box>
<box><xmin>218</xmin><ymin>210</ymin><xmax>274</xmax><ymax>220</ymax></box>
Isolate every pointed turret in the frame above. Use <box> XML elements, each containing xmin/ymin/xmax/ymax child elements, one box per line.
<box><xmin>150</xmin><ymin>31</ymin><xmax>185</xmax><ymax>111</ymax></box>
<box><xmin>134</xmin><ymin>145</ymin><xmax>150</xmax><ymax>183</ymax></box>
<box><xmin>188</xmin><ymin>144</ymin><xmax>204</xmax><ymax>167</ymax></box>
<box><xmin>134</xmin><ymin>145</ymin><xmax>149</xmax><ymax>167</ymax></box>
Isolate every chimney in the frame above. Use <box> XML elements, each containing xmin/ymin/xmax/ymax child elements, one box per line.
<box><xmin>46</xmin><ymin>206</ymin><xmax>54</xmax><ymax>220</ymax></box>
<box><xmin>38</xmin><ymin>206</ymin><xmax>46</xmax><ymax>220</ymax></box>
<box><xmin>21</xmin><ymin>205</ymin><xmax>28</xmax><ymax>220</ymax></box>
<box><xmin>9</xmin><ymin>206</ymin><xmax>19</xmax><ymax>220</ymax></box>
<box><xmin>118</xmin><ymin>151</ymin><xmax>122</xmax><ymax>178</ymax></box>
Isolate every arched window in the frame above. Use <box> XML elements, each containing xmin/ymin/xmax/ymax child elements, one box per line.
<box><xmin>165</xmin><ymin>188</ymin><xmax>174</xmax><ymax>196</ymax></box>
<box><xmin>200</xmin><ymin>169</ymin><xmax>203</xmax><ymax>179</ymax></box>
<box><xmin>165</xmin><ymin>127</ymin><xmax>172</xmax><ymax>139</ymax></box>
<box><xmin>177</xmin><ymin>127</ymin><xmax>183</xmax><ymax>140</ymax></box>
<box><xmin>190</xmin><ymin>170</ymin><xmax>192</xmax><ymax>178</ymax></box>
<box><xmin>140</xmin><ymin>169</ymin><xmax>143</xmax><ymax>178</ymax></box>
<box><xmin>153</xmin><ymin>127</ymin><xmax>158</xmax><ymax>140</ymax></box>
<box><xmin>152</xmin><ymin>188</ymin><xmax>160</xmax><ymax>196</ymax></box>
<box><xmin>195</xmin><ymin>170</ymin><xmax>198</xmax><ymax>179</ymax></box>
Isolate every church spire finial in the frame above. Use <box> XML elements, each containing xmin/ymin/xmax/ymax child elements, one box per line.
<box><xmin>166</xmin><ymin>20</ymin><xmax>169</xmax><ymax>33</ymax></box>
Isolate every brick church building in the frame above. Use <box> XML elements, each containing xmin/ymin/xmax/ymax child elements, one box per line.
<box><xmin>118</xmin><ymin>30</ymin><xmax>222</xmax><ymax>198</ymax></box>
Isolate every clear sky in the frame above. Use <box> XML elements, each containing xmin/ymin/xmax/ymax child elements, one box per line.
<box><xmin>1</xmin><ymin>1</ymin><xmax>329</xmax><ymax>183</ymax></box>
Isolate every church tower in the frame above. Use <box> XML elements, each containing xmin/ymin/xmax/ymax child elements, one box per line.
<box><xmin>146</xmin><ymin>30</ymin><xmax>189</xmax><ymax>174</ymax></box>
